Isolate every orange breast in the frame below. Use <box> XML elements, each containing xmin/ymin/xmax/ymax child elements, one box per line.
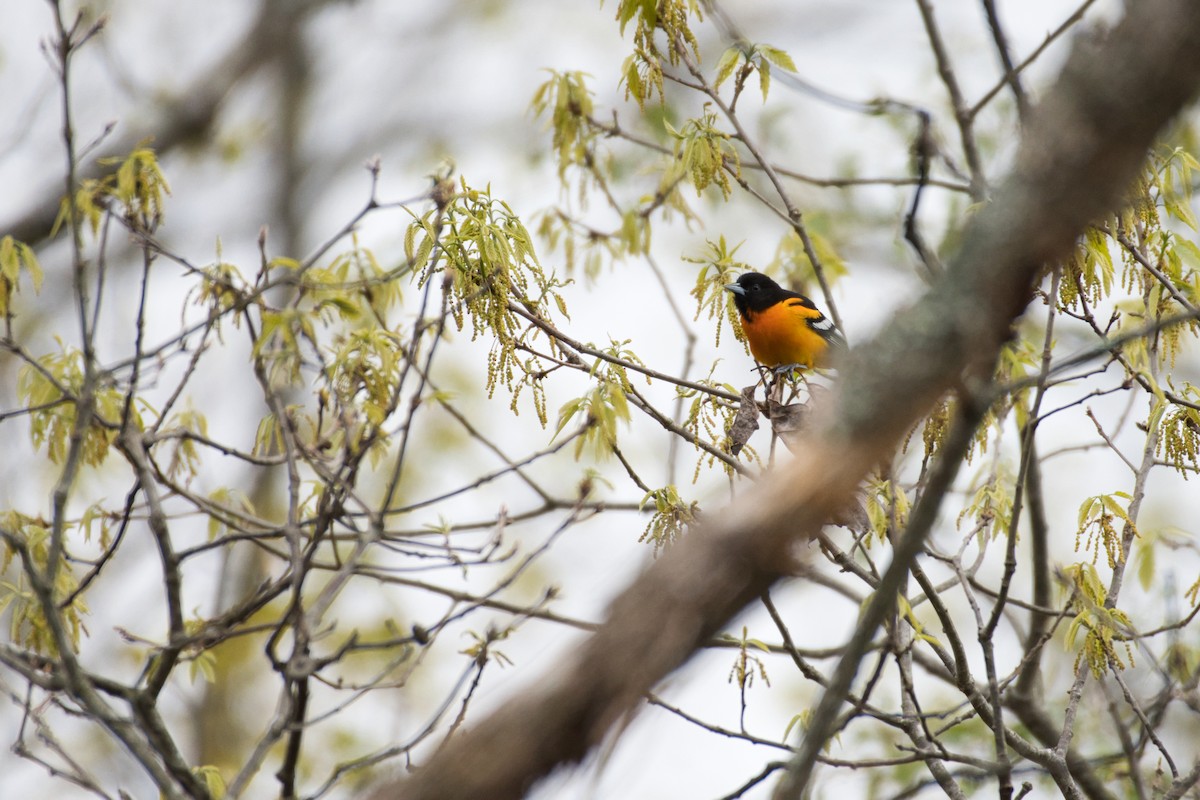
<box><xmin>741</xmin><ymin>301</ymin><xmax>830</xmax><ymax>368</ymax></box>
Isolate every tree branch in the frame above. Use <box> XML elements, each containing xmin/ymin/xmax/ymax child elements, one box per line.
<box><xmin>370</xmin><ymin>2</ymin><xmax>1200</xmax><ymax>797</ymax></box>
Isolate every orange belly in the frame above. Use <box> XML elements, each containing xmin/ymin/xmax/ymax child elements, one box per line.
<box><xmin>741</xmin><ymin>303</ymin><xmax>830</xmax><ymax>368</ymax></box>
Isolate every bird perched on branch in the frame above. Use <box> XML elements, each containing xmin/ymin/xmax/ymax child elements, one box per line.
<box><xmin>724</xmin><ymin>272</ymin><xmax>844</xmax><ymax>371</ymax></box>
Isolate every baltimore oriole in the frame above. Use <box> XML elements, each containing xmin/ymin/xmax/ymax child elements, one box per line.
<box><xmin>725</xmin><ymin>272</ymin><xmax>844</xmax><ymax>369</ymax></box>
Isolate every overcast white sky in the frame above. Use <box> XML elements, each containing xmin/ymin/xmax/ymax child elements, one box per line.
<box><xmin>9</xmin><ymin>2</ymin><xmax>1200</xmax><ymax>799</ymax></box>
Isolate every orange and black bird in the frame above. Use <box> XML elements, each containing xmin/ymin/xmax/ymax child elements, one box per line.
<box><xmin>725</xmin><ymin>272</ymin><xmax>844</xmax><ymax>370</ymax></box>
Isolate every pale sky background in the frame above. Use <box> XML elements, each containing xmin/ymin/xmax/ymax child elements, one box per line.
<box><xmin>7</xmin><ymin>1</ymin><xmax>1200</xmax><ymax>799</ymax></box>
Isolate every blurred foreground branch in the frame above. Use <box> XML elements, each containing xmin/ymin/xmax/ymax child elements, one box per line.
<box><xmin>374</xmin><ymin>2</ymin><xmax>1200</xmax><ymax>798</ymax></box>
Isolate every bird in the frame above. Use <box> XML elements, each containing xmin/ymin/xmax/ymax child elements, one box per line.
<box><xmin>724</xmin><ymin>272</ymin><xmax>844</xmax><ymax>370</ymax></box>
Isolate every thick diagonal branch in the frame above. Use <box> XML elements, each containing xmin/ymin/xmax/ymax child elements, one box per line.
<box><xmin>375</xmin><ymin>2</ymin><xmax>1200</xmax><ymax>798</ymax></box>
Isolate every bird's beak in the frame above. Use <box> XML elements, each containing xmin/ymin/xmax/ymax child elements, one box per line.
<box><xmin>724</xmin><ymin>283</ymin><xmax>743</xmax><ymax>296</ymax></box>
